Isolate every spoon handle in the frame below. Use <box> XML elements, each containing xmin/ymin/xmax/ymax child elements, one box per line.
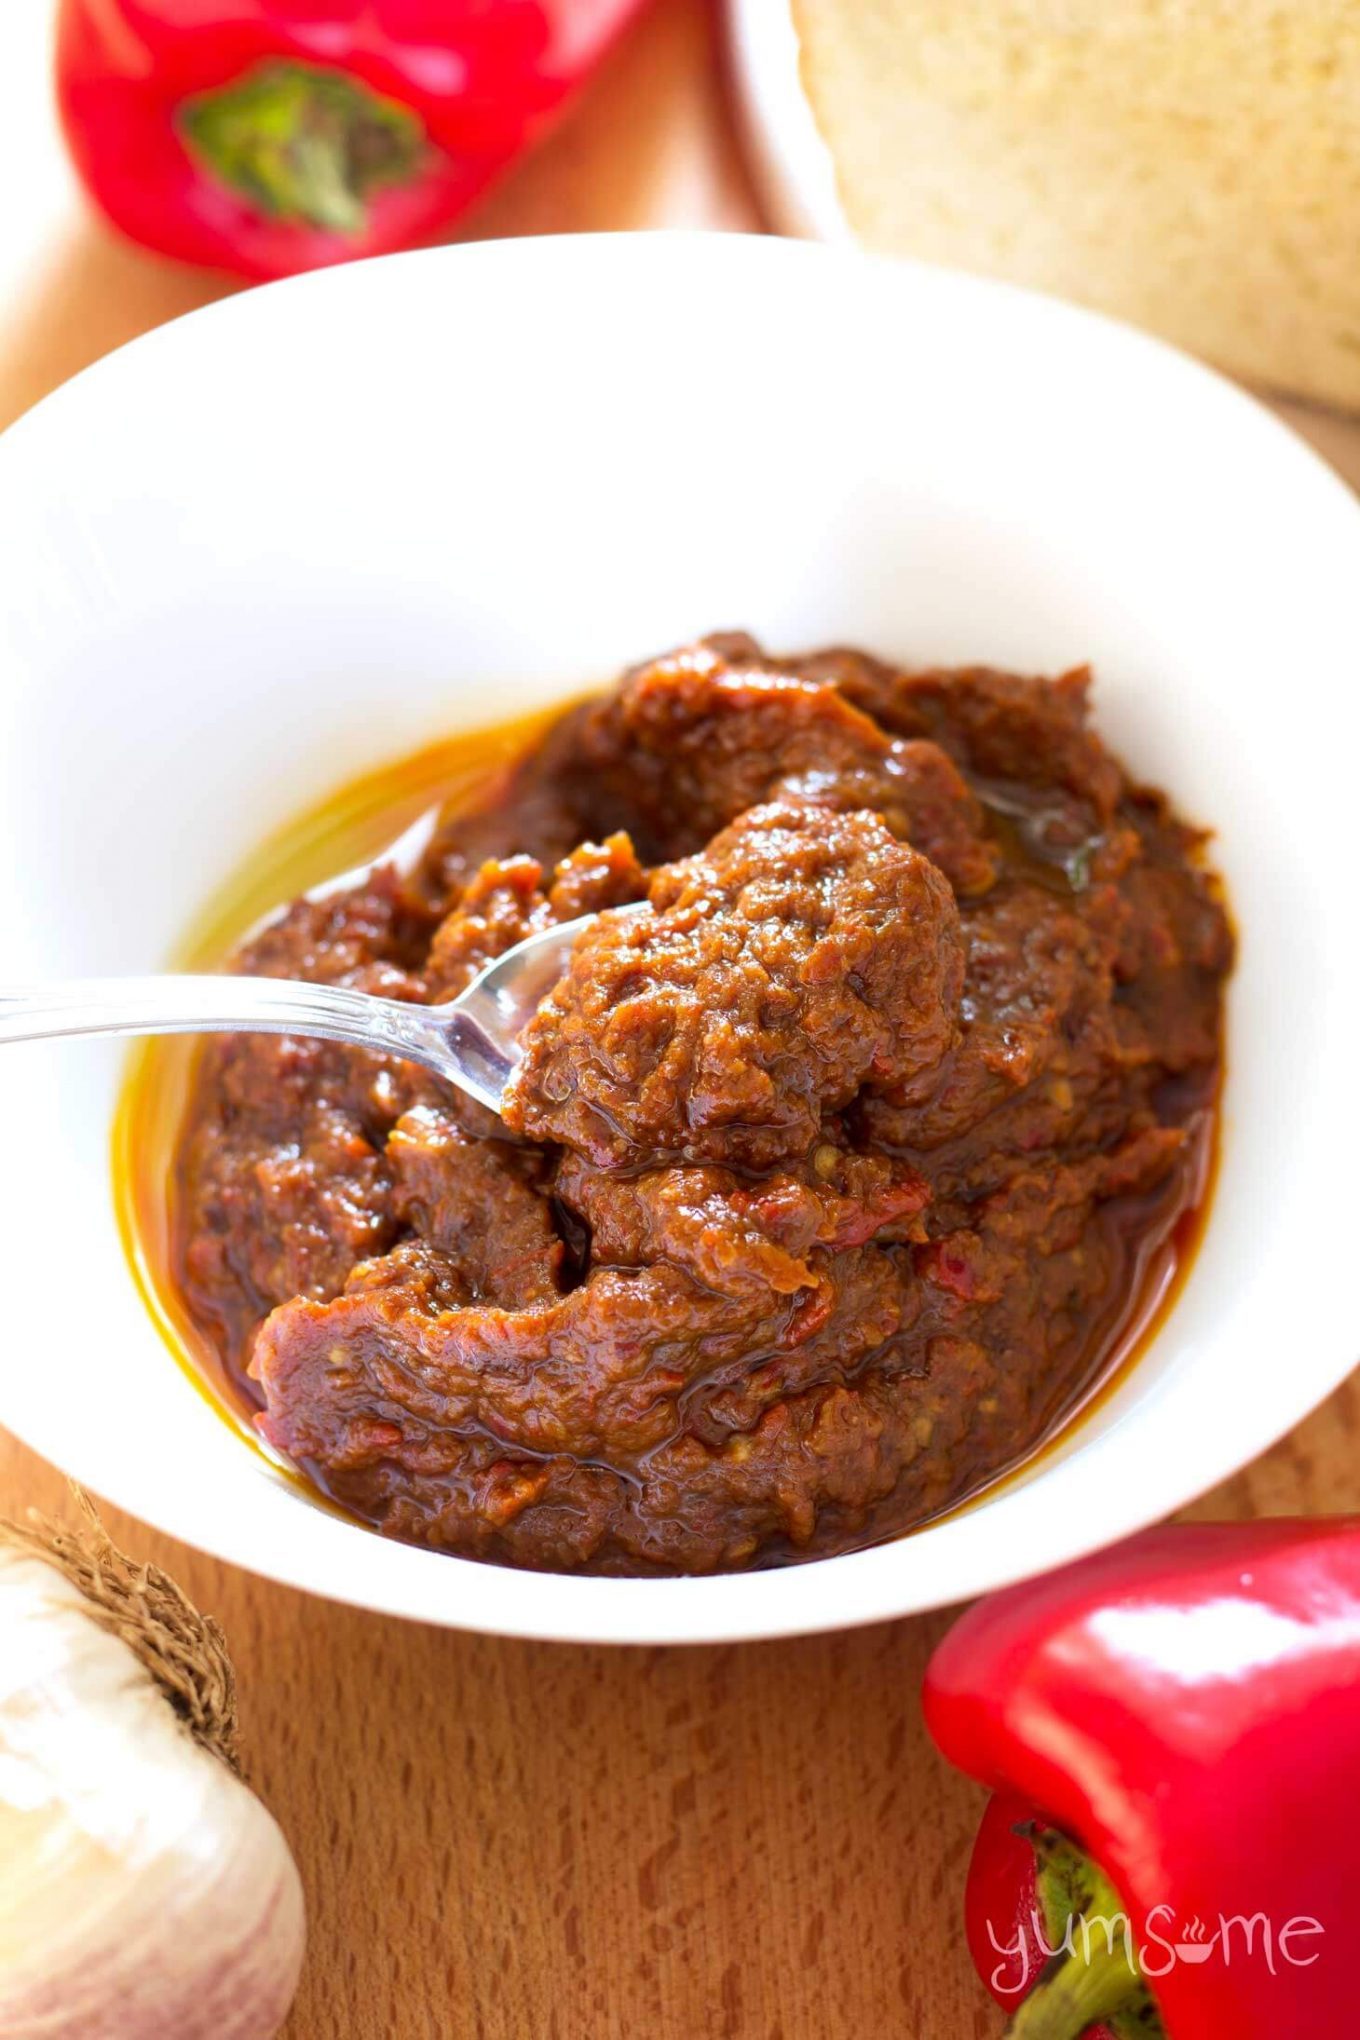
<box><xmin>0</xmin><ymin>974</ymin><xmax>505</xmax><ymax>1110</ymax></box>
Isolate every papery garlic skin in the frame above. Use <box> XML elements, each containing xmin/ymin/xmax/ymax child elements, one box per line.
<box><xmin>0</xmin><ymin>1547</ymin><xmax>304</xmax><ymax>2038</ymax></box>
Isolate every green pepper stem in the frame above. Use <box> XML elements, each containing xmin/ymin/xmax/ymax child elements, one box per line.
<box><xmin>1004</xmin><ymin>1939</ymin><xmax>1148</xmax><ymax>2039</ymax></box>
<box><xmin>179</xmin><ymin>61</ymin><xmax>428</xmax><ymax>235</ymax></box>
<box><xmin>1005</xmin><ymin>1825</ymin><xmax>1167</xmax><ymax>2040</ymax></box>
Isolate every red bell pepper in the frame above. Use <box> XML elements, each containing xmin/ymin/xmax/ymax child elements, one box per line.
<box><xmin>925</xmin><ymin>1519</ymin><xmax>1360</xmax><ymax>2037</ymax></box>
<box><xmin>56</xmin><ymin>0</ymin><xmax>647</xmax><ymax>279</ymax></box>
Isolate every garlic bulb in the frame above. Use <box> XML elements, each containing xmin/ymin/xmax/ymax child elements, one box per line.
<box><xmin>0</xmin><ymin>1505</ymin><xmax>304</xmax><ymax>2038</ymax></box>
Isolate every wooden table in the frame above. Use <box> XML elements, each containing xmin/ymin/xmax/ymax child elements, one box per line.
<box><xmin>3</xmin><ymin>6</ymin><xmax>1359</xmax><ymax>2033</ymax></box>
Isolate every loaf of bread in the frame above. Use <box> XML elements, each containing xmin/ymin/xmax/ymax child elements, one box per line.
<box><xmin>793</xmin><ymin>0</ymin><xmax>1360</xmax><ymax>411</ymax></box>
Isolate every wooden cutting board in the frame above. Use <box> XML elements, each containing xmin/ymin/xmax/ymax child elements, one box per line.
<box><xmin>2</xmin><ymin>5</ymin><xmax>1358</xmax><ymax>2033</ymax></box>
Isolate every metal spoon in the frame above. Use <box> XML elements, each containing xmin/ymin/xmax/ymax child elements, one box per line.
<box><xmin>0</xmin><ymin>913</ymin><xmax>599</xmax><ymax>1117</ymax></box>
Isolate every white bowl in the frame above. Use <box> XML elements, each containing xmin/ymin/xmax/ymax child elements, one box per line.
<box><xmin>1</xmin><ymin>234</ymin><xmax>1356</xmax><ymax>1644</ymax></box>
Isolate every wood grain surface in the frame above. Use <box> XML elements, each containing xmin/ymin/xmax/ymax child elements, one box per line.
<box><xmin>2</xmin><ymin>5</ymin><xmax>1359</xmax><ymax>2035</ymax></box>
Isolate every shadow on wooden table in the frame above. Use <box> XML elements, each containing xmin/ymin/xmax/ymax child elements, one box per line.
<box><xmin>0</xmin><ymin>218</ymin><xmax>235</xmax><ymax>434</ymax></box>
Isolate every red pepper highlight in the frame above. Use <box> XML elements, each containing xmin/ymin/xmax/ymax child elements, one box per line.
<box><xmin>926</xmin><ymin>1519</ymin><xmax>1360</xmax><ymax>2037</ymax></box>
<box><xmin>56</xmin><ymin>0</ymin><xmax>647</xmax><ymax>279</ymax></box>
